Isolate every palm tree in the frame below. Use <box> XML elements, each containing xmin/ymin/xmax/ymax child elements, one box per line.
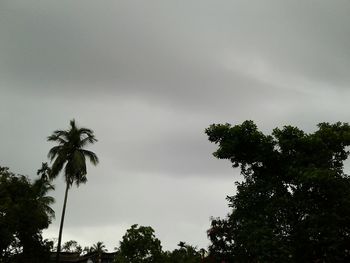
<box><xmin>91</xmin><ymin>241</ymin><xmax>107</xmax><ymax>253</ymax></box>
<box><xmin>47</xmin><ymin>119</ymin><xmax>99</xmax><ymax>263</ymax></box>
<box><xmin>91</xmin><ymin>241</ymin><xmax>107</xmax><ymax>263</ymax></box>
<box><xmin>32</xmin><ymin>177</ymin><xmax>55</xmax><ymax>222</ymax></box>
<box><xmin>35</xmin><ymin>162</ymin><xmax>55</xmax><ymax>220</ymax></box>
<box><xmin>37</xmin><ymin>162</ymin><xmax>51</xmax><ymax>181</ymax></box>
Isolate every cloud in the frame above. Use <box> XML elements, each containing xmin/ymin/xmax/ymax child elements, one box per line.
<box><xmin>47</xmin><ymin>172</ymin><xmax>236</xmax><ymax>250</ymax></box>
<box><xmin>1</xmin><ymin>0</ymin><xmax>350</xmax><ymax>251</ymax></box>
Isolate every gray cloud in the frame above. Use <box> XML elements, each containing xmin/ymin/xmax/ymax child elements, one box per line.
<box><xmin>1</xmin><ymin>0</ymin><xmax>350</xmax><ymax>251</ymax></box>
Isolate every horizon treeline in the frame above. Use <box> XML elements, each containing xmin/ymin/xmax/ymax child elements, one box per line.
<box><xmin>0</xmin><ymin>165</ymin><xmax>207</xmax><ymax>263</ymax></box>
<box><xmin>1</xmin><ymin>120</ymin><xmax>350</xmax><ymax>262</ymax></box>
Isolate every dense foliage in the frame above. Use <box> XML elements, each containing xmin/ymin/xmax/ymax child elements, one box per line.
<box><xmin>0</xmin><ymin>166</ymin><xmax>54</xmax><ymax>263</ymax></box>
<box><xmin>206</xmin><ymin>121</ymin><xmax>350</xmax><ymax>262</ymax></box>
<box><xmin>114</xmin><ymin>225</ymin><xmax>204</xmax><ymax>263</ymax></box>
<box><xmin>163</xmin><ymin>242</ymin><xmax>204</xmax><ymax>263</ymax></box>
<box><xmin>61</xmin><ymin>240</ymin><xmax>82</xmax><ymax>253</ymax></box>
<box><xmin>114</xmin><ymin>224</ymin><xmax>163</xmax><ymax>263</ymax></box>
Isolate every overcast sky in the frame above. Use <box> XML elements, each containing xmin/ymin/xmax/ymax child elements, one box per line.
<box><xmin>1</xmin><ymin>0</ymin><xmax>350</xmax><ymax>251</ymax></box>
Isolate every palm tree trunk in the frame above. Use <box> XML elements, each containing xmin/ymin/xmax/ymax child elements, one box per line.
<box><xmin>56</xmin><ymin>183</ymin><xmax>70</xmax><ymax>263</ymax></box>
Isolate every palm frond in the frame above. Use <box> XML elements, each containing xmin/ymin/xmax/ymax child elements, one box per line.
<box><xmin>33</xmin><ymin>178</ymin><xmax>55</xmax><ymax>194</ymax></box>
<box><xmin>65</xmin><ymin>154</ymin><xmax>87</xmax><ymax>186</ymax></box>
<box><xmin>50</xmin><ymin>156</ymin><xmax>66</xmax><ymax>179</ymax></box>
<box><xmin>47</xmin><ymin>130</ymin><xmax>69</xmax><ymax>143</ymax></box>
<box><xmin>41</xmin><ymin>196</ymin><xmax>55</xmax><ymax>207</ymax></box>
<box><xmin>78</xmin><ymin>127</ymin><xmax>94</xmax><ymax>135</ymax></box>
<box><xmin>47</xmin><ymin>136</ymin><xmax>68</xmax><ymax>145</ymax></box>
<box><xmin>37</xmin><ymin>162</ymin><xmax>52</xmax><ymax>182</ymax></box>
<box><xmin>42</xmin><ymin>198</ymin><xmax>56</xmax><ymax>219</ymax></box>
<box><xmin>37</xmin><ymin>162</ymin><xmax>49</xmax><ymax>175</ymax></box>
<box><xmin>91</xmin><ymin>241</ymin><xmax>107</xmax><ymax>253</ymax></box>
<box><xmin>72</xmin><ymin>151</ymin><xmax>87</xmax><ymax>175</ymax></box>
<box><xmin>75</xmin><ymin>173</ymin><xmax>87</xmax><ymax>187</ymax></box>
<box><xmin>80</xmin><ymin>135</ymin><xmax>98</xmax><ymax>147</ymax></box>
<box><xmin>47</xmin><ymin>146</ymin><xmax>64</xmax><ymax>161</ymax></box>
<box><xmin>32</xmin><ymin>178</ymin><xmax>56</xmax><ymax>220</ymax></box>
<box><xmin>82</xmin><ymin>149</ymin><xmax>99</xmax><ymax>165</ymax></box>
<box><xmin>72</xmin><ymin>151</ymin><xmax>87</xmax><ymax>186</ymax></box>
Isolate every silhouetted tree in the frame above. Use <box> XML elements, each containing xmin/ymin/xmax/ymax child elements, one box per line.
<box><xmin>206</xmin><ymin>121</ymin><xmax>350</xmax><ymax>262</ymax></box>
<box><xmin>61</xmin><ymin>240</ymin><xmax>82</xmax><ymax>253</ymax></box>
<box><xmin>91</xmin><ymin>241</ymin><xmax>107</xmax><ymax>253</ymax></box>
<box><xmin>37</xmin><ymin>162</ymin><xmax>51</xmax><ymax>181</ymax></box>
<box><xmin>32</xmin><ymin>174</ymin><xmax>55</xmax><ymax>220</ymax></box>
<box><xmin>163</xmin><ymin>242</ymin><xmax>203</xmax><ymax>263</ymax></box>
<box><xmin>83</xmin><ymin>246</ymin><xmax>93</xmax><ymax>254</ymax></box>
<box><xmin>90</xmin><ymin>241</ymin><xmax>107</xmax><ymax>263</ymax></box>
<box><xmin>0</xmin><ymin>166</ymin><xmax>54</xmax><ymax>263</ymax></box>
<box><xmin>47</xmin><ymin>119</ymin><xmax>99</xmax><ymax>263</ymax></box>
<box><xmin>114</xmin><ymin>224</ymin><xmax>163</xmax><ymax>263</ymax></box>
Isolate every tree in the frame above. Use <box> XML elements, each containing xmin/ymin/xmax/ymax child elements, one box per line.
<box><xmin>206</xmin><ymin>121</ymin><xmax>350</xmax><ymax>262</ymax></box>
<box><xmin>37</xmin><ymin>162</ymin><xmax>51</xmax><ymax>181</ymax></box>
<box><xmin>47</xmin><ymin>119</ymin><xmax>99</xmax><ymax>263</ymax></box>
<box><xmin>114</xmin><ymin>224</ymin><xmax>163</xmax><ymax>263</ymax></box>
<box><xmin>61</xmin><ymin>240</ymin><xmax>82</xmax><ymax>253</ymax></box>
<box><xmin>83</xmin><ymin>246</ymin><xmax>93</xmax><ymax>254</ymax></box>
<box><xmin>33</xmin><ymin>167</ymin><xmax>56</xmax><ymax>221</ymax></box>
<box><xmin>163</xmin><ymin>242</ymin><xmax>203</xmax><ymax>263</ymax></box>
<box><xmin>90</xmin><ymin>241</ymin><xmax>107</xmax><ymax>263</ymax></box>
<box><xmin>91</xmin><ymin>241</ymin><xmax>107</xmax><ymax>254</ymax></box>
<box><xmin>0</xmin><ymin>166</ymin><xmax>54</xmax><ymax>263</ymax></box>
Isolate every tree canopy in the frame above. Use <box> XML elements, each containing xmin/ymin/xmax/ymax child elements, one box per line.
<box><xmin>61</xmin><ymin>240</ymin><xmax>82</xmax><ymax>253</ymax></box>
<box><xmin>48</xmin><ymin>119</ymin><xmax>99</xmax><ymax>187</ymax></box>
<box><xmin>206</xmin><ymin>121</ymin><xmax>350</xmax><ymax>262</ymax></box>
<box><xmin>114</xmin><ymin>225</ymin><xmax>206</xmax><ymax>263</ymax></box>
<box><xmin>114</xmin><ymin>224</ymin><xmax>163</xmax><ymax>263</ymax></box>
<box><xmin>0</xmin><ymin>166</ymin><xmax>54</xmax><ymax>263</ymax></box>
<box><xmin>163</xmin><ymin>242</ymin><xmax>204</xmax><ymax>263</ymax></box>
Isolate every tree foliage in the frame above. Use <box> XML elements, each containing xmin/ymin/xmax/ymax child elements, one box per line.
<box><xmin>114</xmin><ymin>225</ymin><xmax>208</xmax><ymax>263</ymax></box>
<box><xmin>48</xmin><ymin>119</ymin><xmax>99</xmax><ymax>187</ymax></box>
<box><xmin>0</xmin><ymin>166</ymin><xmax>54</xmax><ymax>263</ymax></box>
<box><xmin>90</xmin><ymin>241</ymin><xmax>107</xmax><ymax>254</ymax></box>
<box><xmin>114</xmin><ymin>224</ymin><xmax>163</xmax><ymax>263</ymax></box>
<box><xmin>61</xmin><ymin>240</ymin><xmax>82</xmax><ymax>253</ymax></box>
<box><xmin>206</xmin><ymin>121</ymin><xmax>350</xmax><ymax>262</ymax></box>
<box><xmin>163</xmin><ymin>242</ymin><xmax>203</xmax><ymax>263</ymax></box>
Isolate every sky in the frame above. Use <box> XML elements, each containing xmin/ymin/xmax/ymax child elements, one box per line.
<box><xmin>1</xmin><ymin>0</ymin><xmax>350</xmax><ymax>251</ymax></box>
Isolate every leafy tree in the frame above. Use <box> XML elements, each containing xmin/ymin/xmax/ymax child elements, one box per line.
<box><xmin>114</xmin><ymin>224</ymin><xmax>163</xmax><ymax>263</ymax></box>
<box><xmin>206</xmin><ymin>121</ymin><xmax>350</xmax><ymax>262</ymax></box>
<box><xmin>83</xmin><ymin>246</ymin><xmax>93</xmax><ymax>254</ymax></box>
<box><xmin>47</xmin><ymin>119</ymin><xmax>99</xmax><ymax>262</ymax></box>
<box><xmin>163</xmin><ymin>242</ymin><xmax>203</xmax><ymax>263</ymax></box>
<box><xmin>61</xmin><ymin>240</ymin><xmax>82</xmax><ymax>253</ymax></box>
<box><xmin>0</xmin><ymin>166</ymin><xmax>54</xmax><ymax>263</ymax></box>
